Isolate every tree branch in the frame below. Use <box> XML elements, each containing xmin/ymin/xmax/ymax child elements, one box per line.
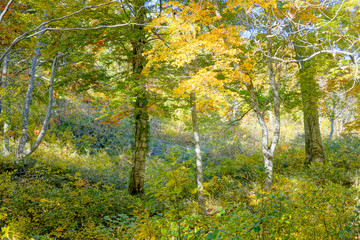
<box><xmin>0</xmin><ymin>0</ymin><xmax>15</xmax><ymax>22</ymax></box>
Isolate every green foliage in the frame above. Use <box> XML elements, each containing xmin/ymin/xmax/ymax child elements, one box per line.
<box><xmin>324</xmin><ymin>136</ymin><xmax>360</xmax><ymax>169</ymax></box>
<box><xmin>0</xmin><ymin>158</ymin><xmax>132</xmax><ymax>239</ymax></box>
<box><xmin>50</xmin><ymin>112</ymin><xmax>134</xmax><ymax>156</ymax></box>
<box><xmin>2</xmin><ymin>131</ymin><xmax>360</xmax><ymax>239</ymax></box>
<box><xmin>2</xmin><ymin>0</ymin><xmax>360</xmax><ymax>238</ymax></box>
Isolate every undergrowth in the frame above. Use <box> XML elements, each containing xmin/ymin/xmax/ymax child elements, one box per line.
<box><xmin>1</xmin><ymin>126</ymin><xmax>359</xmax><ymax>239</ymax></box>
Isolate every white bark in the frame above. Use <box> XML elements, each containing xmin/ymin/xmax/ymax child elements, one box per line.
<box><xmin>1</xmin><ymin>51</ymin><xmax>10</xmax><ymax>156</ymax></box>
<box><xmin>17</xmin><ymin>36</ymin><xmax>42</xmax><ymax>158</ymax></box>
<box><xmin>213</xmin><ymin>2</ymin><xmax>280</xmax><ymax>190</ymax></box>
<box><xmin>245</xmin><ymin>81</ymin><xmax>274</xmax><ymax>190</ymax></box>
<box><xmin>267</xmin><ymin>37</ymin><xmax>281</xmax><ymax>156</ymax></box>
<box><xmin>0</xmin><ymin>0</ymin><xmax>15</xmax><ymax>23</ymax></box>
<box><xmin>190</xmin><ymin>92</ymin><xmax>206</xmax><ymax>214</ymax></box>
<box><xmin>0</xmin><ymin>1</ymin><xmax>122</xmax><ymax>63</ymax></box>
<box><xmin>244</xmin><ymin>30</ymin><xmax>281</xmax><ymax>191</ymax></box>
<box><xmin>23</xmin><ymin>53</ymin><xmax>61</xmax><ymax>156</ymax></box>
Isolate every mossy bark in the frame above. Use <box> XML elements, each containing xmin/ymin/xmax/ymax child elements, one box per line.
<box><xmin>297</xmin><ymin>52</ymin><xmax>325</xmax><ymax>164</ymax></box>
<box><xmin>128</xmin><ymin>0</ymin><xmax>149</xmax><ymax>196</ymax></box>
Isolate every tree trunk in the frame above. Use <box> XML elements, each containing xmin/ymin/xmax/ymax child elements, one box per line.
<box><xmin>23</xmin><ymin>54</ymin><xmax>61</xmax><ymax>156</ymax></box>
<box><xmin>128</xmin><ymin>90</ymin><xmax>149</xmax><ymax>196</ymax></box>
<box><xmin>17</xmin><ymin>27</ymin><xmax>44</xmax><ymax>159</ymax></box>
<box><xmin>1</xmin><ymin>51</ymin><xmax>10</xmax><ymax>156</ymax></box>
<box><xmin>298</xmin><ymin>59</ymin><xmax>325</xmax><ymax>165</ymax></box>
<box><xmin>339</xmin><ymin>119</ymin><xmax>344</xmax><ymax>134</ymax></box>
<box><xmin>244</xmin><ymin>33</ymin><xmax>281</xmax><ymax>191</ymax></box>
<box><xmin>293</xmin><ymin>42</ymin><xmax>325</xmax><ymax>165</ymax></box>
<box><xmin>245</xmin><ymin>80</ymin><xmax>275</xmax><ymax>191</ymax></box>
<box><xmin>212</xmin><ymin>5</ymin><xmax>281</xmax><ymax>191</ymax></box>
<box><xmin>128</xmin><ymin>0</ymin><xmax>149</xmax><ymax>196</ymax></box>
<box><xmin>329</xmin><ymin>119</ymin><xmax>334</xmax><ymax>140</ymax></box>
<box><xmin>335</xmin><ymin>118</ymin><xmax>340</xmax><ymax>137</ymax></box>
<box><xmin>190</xmin><ymin>92</ymin><xmax>206</xmax><ymax>214</ymax></box>
<box><xmin>328</xmin><ymin>99</ymin><xmax>336</xmax><ymax>140</ymax></box>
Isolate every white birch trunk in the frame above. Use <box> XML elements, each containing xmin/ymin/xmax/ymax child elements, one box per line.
<box><xmin>213</xmin><ymin>1</ymin><xmax>281</xmax><ymax>190</ymax></box>
<box><xmin>244</xmin><ymin>30</ymin><xmax>281</xmax><ymax>191</ymax></box>
<box><xmin>190</xmin><ymin>92</ymin><xmax>206</xmax><ymax>214</ymax></box>
<box><xmin>23</xmin><ymin>54</ymin><xmax>61</xmax><ymax>156</ymax></box>
<box><xmin>17</xmin><ymin>26</ymin><xmax>44</xmax><ymax>159</ymax></box>
<box><xmin>267</xmin><ymin>30</ymin><xmax>281</xmax><ymax>191</ymax></box>
<box><xmin>1</xmin><ymin>51</ymin><xmax>10</xmax><ymax>156</ymax></box>
<box><xmin>245</xmin><ymin>81</ymin><xmax>274</xmax><ymax>191</ymax></box>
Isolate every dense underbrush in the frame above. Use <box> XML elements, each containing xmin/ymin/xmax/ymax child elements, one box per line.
<box><xmin>1</xmin><ymin>127</ymin><xmax>360</xmax><ymax>239</ymax></box>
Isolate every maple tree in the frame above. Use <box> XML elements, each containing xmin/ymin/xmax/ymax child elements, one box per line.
<box><xmin>145</xmin><ymin>0</ymin><xmax>360</xmax><ymax>190</ymax></box>
<box><xmin>147</xmin><ymin>0</ymin><xmax>284</xmax><ymax>190</ymax></box>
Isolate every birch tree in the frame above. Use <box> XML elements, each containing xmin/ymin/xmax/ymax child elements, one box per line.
<box><xmin>1</xmin><ymin>51</ymin><xmax>10</xmax><ymax>156</ymax></box>
<box><xmin>22</xmin><ymin>53</ymin><xmax>63</xmax><ymax>156</ymax></box>
<box><xmin>190</xmin><ymin>92</ymin><xmax>206</xmax><ymax>214</ymax></box>
<box><xmin>17</xmin><ymin>27</ymin><xmax>44</xmax><ymax>158</ymax></box>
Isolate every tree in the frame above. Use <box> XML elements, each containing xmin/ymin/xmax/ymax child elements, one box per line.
<box><xmin>21</xmin><ymin>53</ymin><xmax>64</xmax><ymax>156</ymax></box>
<box><xmin>147</xmin><ymin>0</ymin><xmax>283</xmax><ymax>190</ymax></box>
<box><xmin>295</xmin><ymin>48</ymin><xmax>325</xmax><ymax>164</ymax></box>
<box><xmin>0</xmin><ymin>0</ymin><xmax>140</xmax><ymax>160</ymax></box>
<box><xmin>17</xmin><ymin>27</ymin><xmax>44</xmax><ymax>158</ymax></box>
<box><xmin>1</xmin><ymin>51</ymin><xmax>10</xmax><ymax>156</ymax></box>
<box><xmin>190</xmin><ymin>92</ymin><xmax>206</xmax><ymax>214</ymax></box>
<box><xmin>285</xmin><ymin>0</ymin><xmax>360</xmax><ymax>164</ymax></box>
<box><xmin>126</xmin><ymin>0</ymin><xmax>150</xmax><ymax>196</ymax></box>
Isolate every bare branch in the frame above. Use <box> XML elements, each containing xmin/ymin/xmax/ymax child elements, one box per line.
<box><xmin>0</xmin><ymin>0</ymin><xmax>15</xmax><ymax>22</ymax></box>
<box><xmin>0</xmin><ymin>0</ymin><xmax>122</xmax><ymax>62</ymax></box>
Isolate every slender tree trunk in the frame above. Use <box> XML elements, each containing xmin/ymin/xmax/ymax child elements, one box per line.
<box><xmin>328</xmin><ymin>100</ymin><xmax>336</xmax><ymax>140</ymax></box>
<box><xmin>190</xmin><ymin>92</ymin><xmax>206</xmax><ymax>214</ymax></box>
<box><xmin>1</xmin><ymin>51</ymin><xmax>10</xmax><ymax>156</ymax></box>
<box><xmin>128</xmin><ymin>0</ymin><xmax>149</xmax><ymax>196</ymax></box>
<box><xmin>23</xmin><ymin>54</ymin><xmax>60</xmax><ymax>156</ymax></box>
<box><xmin>329</xmin><ymin>119</ymin><xmax>334</xmax><ymax>140</ymax></box>
<box><xmin>339</xmin><ymin>119</ymin><xmax>344</xmax><ymax>134</ymax></box>
<box><xmin>293</xmin><ymin>44</ymin><xmax>325</xmax><ymax>165</ymax></box>
<box><xmin>335</xmin><ymin>118</ymin><xmax>340</xmax><ymax>137</ymax></box>
<box><xmin>246</xmin><ymin>82</ymin><xmax>272</xmax><ymax>189</ymax></box>
<box><xmin>244</xmin><ymin>33</ymin><xmax>281</xmax><ymax>191</ymax></box>
<box><xmin>246</xmin><ymin>81</ymin><xmax>274</xmax><ymax>191</ymax></box>
<box><xmin>213</xmin><ymin>3</ymin><xmax>281</xmax><ymax>190</ymax></box>
<box><xmin>267</xmin><ymin>36</ymin><xmax>281</xmax><ymax>161</ymax></box>
<box><xmin>17</xmin><ymin>27</ymin><xmax>44</xmax><ymax>159</ymax></box>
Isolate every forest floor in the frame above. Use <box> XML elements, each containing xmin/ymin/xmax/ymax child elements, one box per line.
<box><xmin>1</xmin><ymin>116</ymin><xmax>360</xmax><ymax>239</ymax></box>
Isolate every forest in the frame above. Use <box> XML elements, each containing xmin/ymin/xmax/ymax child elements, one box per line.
<box><xmin>0</xmin><ymin>0</ymin><xmax>360</xmax><ymax>239</ymax></box>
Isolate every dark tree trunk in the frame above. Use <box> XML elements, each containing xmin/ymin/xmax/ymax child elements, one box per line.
<box><xmin>298</xmin><ymin>57</ymin><xmax>325</xmax><ymax>164</ymax></box>
<box><xmin>128</xmin><ymin>90</ymin><xmax>149</xmax><ymax>195</ymax></box>
<box><xmin>128</xmin><ymin>0</ymin><xmax>149</xmax><ymax>196</ymax></box>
